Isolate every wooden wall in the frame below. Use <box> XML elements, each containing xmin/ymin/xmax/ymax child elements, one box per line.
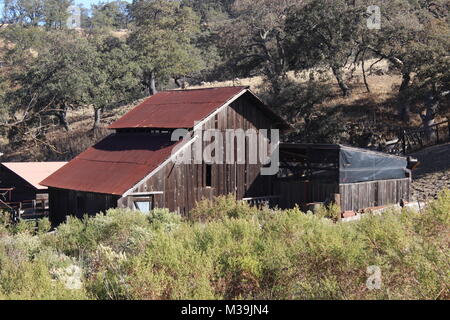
<box><xmin>118</xmin><ymin>93</ymin><xmax>277</xmax><ymax>215</ymax></box>
<box><xmin>275</xmin><ymin>178</ymin><xmax>411</xmax><ymax>212</ymax></box>
<box><xmin>339</xmin><ymin>178</ymin><xmax>411</xmax><ymax>212</ymax></box>
<box><xmin>0</xmin><ymin>165</ymin><xmax>38</xmax><ymax>202</ymax></box>
<box><xmin>275</xmin><ymin>180</ymin><xmax>339</xmax><ymax>209</ymax></box>
<box><xmin>48</xmin><ymin>188</ymin><xmax>119</xmax><ymax>226</ymax></box>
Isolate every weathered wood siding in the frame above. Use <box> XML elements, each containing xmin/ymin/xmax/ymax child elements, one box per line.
<box><xmin>49</xmin><ymin>188</ymin><xmax>119</xmax><ymax>226</ymax></box>
<box><xmin>118</xmin><ymin>94</ymin><xmax>276</xmax><ymax>215</ymax></box>
<box><xmin>339</xmin><ymin>178</ymin><xmax>411</xmax><ymax>211</ymax></box>
<box><xmin>275</xmin><ymin>180</ymin><xmax>339</xmax><ymax>209</ymax></box>
<box><xmin>275</xmin><ymin>178</ymin><xmax>411</xmax><ymax>212</ymax></box>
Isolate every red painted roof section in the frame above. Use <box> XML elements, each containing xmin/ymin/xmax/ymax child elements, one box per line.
<box><xmin>40</xmin><ymin>134</ymin><xmax>180</xmax><ymax>195</ymax></box>
<box><xmin>109</xmin><ymin>86</ymin><xmax>248</xmax><ymax>129</ymax></box>
<box><xmin>1</xmin><ymin>162</ymin><xmax>67</xmax><ymax>190</ymax></box>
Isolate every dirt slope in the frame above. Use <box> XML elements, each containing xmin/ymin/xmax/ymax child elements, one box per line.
<box><xmin>411</xmin><ymin>143</ymin><xmax>450</xmax><ymax>201</ymax></box>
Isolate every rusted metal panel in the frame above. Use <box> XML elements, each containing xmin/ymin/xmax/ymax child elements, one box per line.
<box><xmin>41</xmin><ymin>133</ymin><xmax>180</xmax><ymax>196</ymax></box>
<box><xmin>109</xmin><ymin>87</ymin><xmax>290</xmax><ymax>130</ymax></box>
<box><xmin>109</xmin><ymin>87</ymin><xmax>248</xmax><ymax>129</ymax></box>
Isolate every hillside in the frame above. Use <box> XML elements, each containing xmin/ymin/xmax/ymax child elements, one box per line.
<box><xmin>2</xmin><ymin>59</ymin><xmax>409</xmax><ymax>162</ymax></box>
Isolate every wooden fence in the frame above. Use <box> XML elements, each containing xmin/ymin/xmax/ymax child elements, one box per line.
<box><xmin>0</xmin><ymin>198</ymin><xmax>49</xmax><ymax>222</ymax></box>
<box><xmin>339</xmin><ymin>178</ymin><xmax>411</xmax><ymax>212</ymax></box>
<box><xmin>384</xmin><ymin>119</ymin><xmax>450</xmax><ymax>155</ymax></box>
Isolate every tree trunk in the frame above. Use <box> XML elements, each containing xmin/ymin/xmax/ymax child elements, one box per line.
<box><xmin>332</xmin><ymin>66</ymin><xmax>351</xmax><ymax>97</ymax></box>
<box><xmin>397</xmin><ymin>72</ymin><xmax>412</xmax><ymax>122</ymax></box>
<box><xmin>175</xmin><ymin>77</ymin><xmax>187</xmax><ymax>89</ymax></box>
<box><xmin>401</xmin><ymin>103</ymin><xmax>411</xmax><ymax>123</ymax></box>
<box><xmin>399</xmin><ymin>72</ymin><xmax>411</xmax><ymax>92</ymax></box>
<box><xmin>149</xmin><ymin>71</ymin><xmax>157</xmax><ymax>95</ymax></box>
<box><xmin>93</xmin><ymin>107</ymin><xmax>103</xmax><ymax>129</ymax></box>
<box><xmin>360</xmin><ymin>51</ymin><xmax>370</xmax><ymax>93</ymax></box>
<box><xmin>421</xmin><ymin>94</ymin><xmax>439</xmax><ymax>142</ymax></box>
<box><xmin>57</xmin><ymin>106</ymin><xmax>70</xmax><ymax>131</ymax></box>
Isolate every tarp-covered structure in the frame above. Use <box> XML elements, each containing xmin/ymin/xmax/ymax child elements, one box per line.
<box><xmin>339</xmin><ymin>146</ymin><xmax>408</xmax><ymax>183</ymax></box>
<box><xmin>277</xmin><ymin>144</ymin><xmax>411</xmax><ymax>212</ymax></box>
<box><xmin>279</xmin><ymin>144</ymin><xmax>410</xmax><ymax>184</ymax></box>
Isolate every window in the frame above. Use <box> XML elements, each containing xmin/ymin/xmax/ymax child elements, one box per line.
<box><xmin>205</xmin><ymin>164</ymin><xmax>212</xmax><ymax>187</ymax></box>
<box><xmin>133</xmin><ymin>197</ymin><xmax>153</xmax><ymax>213</ymax></box>
<box><xmin>134</xmin><ymin>201</ymin><xmax>151</xmax><ymax>213</ymax></box>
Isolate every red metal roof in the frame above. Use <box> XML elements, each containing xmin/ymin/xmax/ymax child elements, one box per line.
<box><xmin>109</xmin><ymin>86</ymin><xmax>248</xmax><ymax>129</ymax></box>
<box><xmin>40</xmin><ymin>134</ymin><xmax>180</xmax><ymax>195</ymax></box>
<box><xmin>1</xmin><ymin>162</ymin><xmax>67</xmax><ymax>190</ymax></box>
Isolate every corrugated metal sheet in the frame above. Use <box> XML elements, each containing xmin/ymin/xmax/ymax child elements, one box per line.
<box><xmin>1</xmin><ymin>162</ymin><xmax>67</xmax><ymax>190</ymax></box>
<box><xmin>40</xmin><ymin>134</ymin><xmax>180</xmax><ymax>195</ymax></box>
<box><xmin>109</xmin><ymin>86</ymin><xmax>248</xmax><ymax>129</ymax></box>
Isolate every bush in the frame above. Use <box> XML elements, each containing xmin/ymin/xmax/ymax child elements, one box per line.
<box><xmin>0</xmin><ymin>193</ymin><xmax>448</xmax><ymax>300</ymax></box>
<box><xmin>190</xmin><ymin>194</ymin><xmax>258</xmax><ymax>222</ymax></box>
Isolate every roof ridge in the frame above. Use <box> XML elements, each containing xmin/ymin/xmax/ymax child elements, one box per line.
<box><xmin>161</xmin><ymin>86</ymin><xmax>249</xmax><ymax>93</ymax></box>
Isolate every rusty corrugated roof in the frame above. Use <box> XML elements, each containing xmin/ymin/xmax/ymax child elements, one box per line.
<box><xmin>1</xmin><ymin>162</ymin><xmax>67</xmax><ymax>190</ymax></box>
<box><xmin>40</xmin><ymin>134</ymin><xmax>180</xmax><ymax>195</ymax></box>
<box><xmin>109</xmin><ymin>86</ymin><xmax>248</xmax><ymax>129</ymax></box>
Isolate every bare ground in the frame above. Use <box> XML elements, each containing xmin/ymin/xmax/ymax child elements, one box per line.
<box><xmin>411</xmin><ymin>143</ymin><xmax>450</xmax><ymax>201</ymax></box>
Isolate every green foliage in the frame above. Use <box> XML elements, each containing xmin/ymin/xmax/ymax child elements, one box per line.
<box><xmin>2</xmin><ymin>27</ymin><xmax>143</xmax><ymax>138</ymax></box>
<box><xmin>314</xmin><ymin>203</ymin><xmax>341</xmax><ymax>220</ymax></box>
<box><xmin>190</xmin><ymin>194</ymin><xmax>258</xmax><ymax>222</ymax></box>
<box><xmin>2</xmin><ymin>192</ymin><xmax>449</xmax><ymax>299</ymax></box>
<box><xmin>0</xmin><ymin>232</ymin><xmax>88</xmax><ymax>299</ymax></box>
<box><xmin>37</xmin><ymin>218</ymin><xmax>52</xmax><ymax>234</ymax></box>
<box><xmin>128</xmin><ymin>0</ymin><xmax>203</xmax><ymax>93</ymax></box>
<box><xmin>90</xmin><ymin>1</ymin><xmax>130</xmax><ymax>30</ymax></box>
<box><xmin>2</xmin><ymin>0</ymin><xmax>72</xmax><ymax>28</ymax></box>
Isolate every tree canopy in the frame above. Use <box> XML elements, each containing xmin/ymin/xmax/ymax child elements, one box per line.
<box><xmin>0</xmin><ymin>0</ymin><xmax>449</xmax><ymax>149</ymax></box>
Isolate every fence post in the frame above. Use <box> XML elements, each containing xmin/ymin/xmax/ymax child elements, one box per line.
<box><xmin>402</xmin><ymin>130</ymin><xmax>406</xmax><ymax>155</ymax></box>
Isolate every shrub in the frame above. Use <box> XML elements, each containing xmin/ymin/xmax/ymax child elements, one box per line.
<box><xmin>0</xmin><ymin>192</ymin><xmax>448</xmax><ymax>300</ymax></box>
<box><xmin>190</xmin><ymin>194</ymin><xmax>258</xmax><ymax>222</ymax></box>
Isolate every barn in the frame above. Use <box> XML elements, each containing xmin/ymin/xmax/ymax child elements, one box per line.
<box><xmin>41</xmin><ymin>86</ymin><xmax>412</xmax><ymax>226</ymax></box>
<box><xmin>41</xmin><ymin>86</ymin><xmax>289</xmax><ymax>225</ymax></box>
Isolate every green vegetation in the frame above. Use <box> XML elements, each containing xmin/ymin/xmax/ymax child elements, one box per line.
<box><xmin>0</xmin><ymin>192</ymin><xmax>448</xmax><ymax>300</ymax></box>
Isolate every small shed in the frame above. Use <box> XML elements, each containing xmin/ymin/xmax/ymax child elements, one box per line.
<box><xmin>277</xmin><ymin>144</ymin><xmax>411</xmax><ymax>212</ymax></box>
<box><xmin>0</xmin><ymin>162</ymin><xmax>67</xmax><ymax>208</ymax></box>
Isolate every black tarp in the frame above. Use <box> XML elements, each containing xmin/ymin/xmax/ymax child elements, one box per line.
<box><xmin>339</xmin><ymin>146</ymin><xmax>408</xmax><ymax>183</ymax></box>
